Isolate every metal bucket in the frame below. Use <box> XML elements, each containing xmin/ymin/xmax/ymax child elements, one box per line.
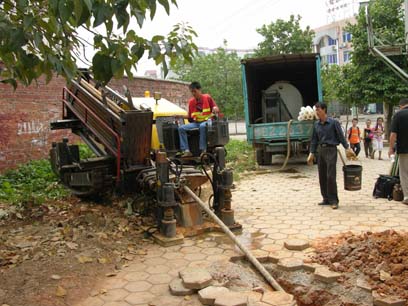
<box><xmin>343</xmin><ymin>164</ymin><xmax>362</xmax><ymax>191</ymax></box>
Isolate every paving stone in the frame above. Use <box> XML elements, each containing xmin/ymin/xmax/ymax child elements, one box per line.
<box><xmin>169</xmin><ymin>278</ymin><xmax>195</xmax><ymax>296</ymax></box>
<box><xmin>124</xmin><ymin>280</ymin><xmax>152</xmax><ymax>293</ymax></box>
<box><xmin>198</xmin><ymin>286</ymin><xmax>230</xmax><ymax>305</ymax></box>
<box><xmin>125</xmin><ymin>291</ymin><xmax>155</xmax><ymax>305</ymax></box>
<box><xmin>242</xmin><ymin>291</ymin><xmax>262</xmax><ymax>303</ymax></box>
<box><xmin>277</xmin><ymin>258</ymin><xmax>304</xmax><ymax>271</ymax></box>
<box><xmin>180</xmin><ymin>267</ymin><xmax>213</xmax><ymax>289</ymax></box>
<box><xmin>372</xmin><ymin>291</ymin><xmax>406</xmax><ymax>306</ymax></box>
<box><xmin>214</xmin><ymin>292</ymin><xmax>248</xmax><ymax>306</ymax></box>
<box><xmin>356</xmin><ymin>278</ymin><xmax>372</xmax><ymax>292</ymax></box>
<box><xmin>100</xmin><ymin>289</ymin><xmax>129</xmax><ymax>302</ymax></box>
<box><xmin>251</xmin><ymin>249</ymin><xmax>270</xmax><ymax>262</ymax></box>
<box><xmin>268</xmin><ymin>251</ymin><xmax>293</xmax><ymax>264</ymax></box>
<box><xmin>261</xmin><ymin>291</ymin><xmax>294</xmax><ymax>306</ymax></box>
<box><xmin>302</xmin><ymin>262</ymin><xmax>323</xmax><ymax>272</ymax></box>
<box><xmin>314</xmin><ymin>267</ymin><xmax>342</xmax><ymax>284</ymax></box>
<box><xmin>147</xmin><ymin>273</ymin><xmax>172</xmax><ymax>285</ymax></box>
<box><xmin>284</xmin><ymin>239</ymin><xmax>310</xmax><ymax>251</ymax></box>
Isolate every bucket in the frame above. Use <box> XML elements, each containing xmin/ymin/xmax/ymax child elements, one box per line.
<box><xmin>343</xmin><ymin>164</ymin><xmax>362</xmax><ymax>191</ymax></box>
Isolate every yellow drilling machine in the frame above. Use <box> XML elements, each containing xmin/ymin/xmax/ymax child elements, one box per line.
<box><xmin>49</xmin><ymin>72</ymin><xmax>240</xmax><ymax>244</ymax></box>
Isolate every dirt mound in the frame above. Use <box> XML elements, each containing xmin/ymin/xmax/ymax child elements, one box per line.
<box><xmin>311</xmin><ymin>230</ymin><xmax>408</xmax><ymax>302</ymax></box>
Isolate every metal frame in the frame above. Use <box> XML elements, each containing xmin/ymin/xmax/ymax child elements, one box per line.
<box><xmin>61</xmin><ymin>87</ymin><xmax>122</xmax><ymax>183</ymax></box>
<box><xmin>365</xmin><ymin>2</ymin><xmax>408</xmax><ymax>83</ymax></box>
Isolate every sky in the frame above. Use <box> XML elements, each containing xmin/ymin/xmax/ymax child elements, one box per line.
<box><xmin>79</xmin><ymin>0</ymin><xmax>360</xmax><ymax>75</ymax></box>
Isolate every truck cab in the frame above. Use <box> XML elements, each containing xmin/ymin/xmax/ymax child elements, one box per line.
<box><xmin>241</xmin><ymin>53</ymin><xmax>323</xmax><ymax>165</ymax></box>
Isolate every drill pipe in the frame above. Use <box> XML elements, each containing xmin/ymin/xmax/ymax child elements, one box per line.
<box><xmin>183</xmin><ymin>185</ymin><xmax>284</xmax><ymax>292</ymax></box>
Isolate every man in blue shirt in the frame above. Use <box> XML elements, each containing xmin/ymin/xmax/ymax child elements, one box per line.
<box><xmin>388</xmin><ymin>98</ymin><xmax>408</xmax><ymax>204</ymax></box>
<box><xmin>307</xmin><ymin>102</ymin><xmax>355</xmax><ymax>209</ymax></box>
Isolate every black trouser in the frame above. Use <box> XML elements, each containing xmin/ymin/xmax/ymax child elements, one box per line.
<box><xmin>350</xmin><ymin>143</ymin><xmax>361</xmax><ymax>156</ymax></box>
<box><xmin>318</xmin><ymin>146</ymin><xmax>339</xmax><ymax>204</ymax></box>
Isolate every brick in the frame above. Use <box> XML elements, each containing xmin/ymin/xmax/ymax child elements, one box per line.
<box><xmin>198</xmin><ymin>286</ymin><xmax>230</xmax><ymax>305</ymax></box>
<box><xmin>314</xmin><ymin>267</ymin><xmax>341</xmax><ymax>284</ymax></box>
<box><xmin>261</xmin><ymin>291</ymin><xmax>294</xmax><ymax>306</ymax></box>
<box><xmin>169</xmin><ymin>278</ymin><xmax>195</xmax><ymax>296</ymax></box>
<box><xmin>214</xmin><ymin>292</ymin><xmax>248</xmax><ymax>306</ymax></box>
<box><xmin>180</xmin><ymin>267</ymin><xmax>213</xmax><ymax>290</ymax></box>
<box><xmin>284</xmin><ymin>239</ymin><xmax>310</xmax><ymax>251</ymax></box>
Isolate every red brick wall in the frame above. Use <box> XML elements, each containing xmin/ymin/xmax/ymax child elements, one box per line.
<box><xmin>0</xmin><ymin>76</ymin><xmax>190</xmax><ymax>173</ymax></box>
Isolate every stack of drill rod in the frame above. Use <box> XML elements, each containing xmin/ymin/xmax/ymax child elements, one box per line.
<box><xmin>67</xmin><ymin>78</ymin><xmax>125</xmax><ymax>155</ymax></box>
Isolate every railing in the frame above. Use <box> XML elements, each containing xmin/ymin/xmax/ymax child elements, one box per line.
<box><xmin>61</xmin><ymin>87</ymin><xmax>121</xmax><ymax>184</ymax></box>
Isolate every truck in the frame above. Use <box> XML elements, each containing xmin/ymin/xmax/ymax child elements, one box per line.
<box><xmin>241</xmin><ymin>53</ymin><xmax>323</xmax><ymax>165</ymax></box>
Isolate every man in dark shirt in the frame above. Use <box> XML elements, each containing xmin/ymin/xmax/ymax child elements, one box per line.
<box><xmin>308</xmin><ymin>102</ymin><xmax>355</xmax><ymax>209</ymax></box>
<box><xmin>389</xmin><ymin>98</ymin><xmax>408</xmax><ymax>204</ymax></box>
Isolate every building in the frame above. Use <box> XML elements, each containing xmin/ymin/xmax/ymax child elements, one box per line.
<box><xmin>313</xmin><ymin>16</ymin><xmax>356</xmax><ymax>66</ymax></box>
<box><xmin>197</xmin><ymin>47</ymin><xmax>254</xmax><ymax>58</ymax></box>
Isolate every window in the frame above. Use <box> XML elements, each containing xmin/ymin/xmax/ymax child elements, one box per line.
<box><xmin>327</xmin><ymin>54</ymin><xmax>338</xmax><ymax>64</ymax></box>
<box><xmin>319</xmin><ymin>39</ymin><xmax>326</xmax><ymax>48</ymax></box>
<box><xmin>343</xmin><ymin>32</ymin><xmax>352</xmax><ymax>43</ymax></box>
<box><xmin>343</xmin><ymin>51</ymin><xmax>351</xmax><ymax>63</ymax></box>
<box><xmin>328</xmin><ymin>37</ymin><xmax>337</xmax><ymax>46</ymax></box>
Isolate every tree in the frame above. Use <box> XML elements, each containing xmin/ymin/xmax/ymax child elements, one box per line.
<box><xmin>0</xmin><ymin>0</ymin><xmax>197</xmax><ymax>88</ymax></box>
<box><xmin>171</xmin><ymin>46</ymin><xmax>243</xmax><ymax>118</ymax></box>
<box><xmin>346</xmin><ymin>0</ymin><xmax>408</xmax><ymax>135</ymax></box>
<box><xmin>255</xmin><ymin>15</ymin><xmax>314</xmax><ymax>57</ymax></box>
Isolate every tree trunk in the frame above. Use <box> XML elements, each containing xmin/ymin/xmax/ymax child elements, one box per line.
<box><xmin>383</xmin><ymin>102</ymin><xmax>393</xmax><ymax>140</ymax></box>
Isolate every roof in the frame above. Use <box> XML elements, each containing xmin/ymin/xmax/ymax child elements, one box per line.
<box><xmin>241</xmin><ymin>53</ymin><xmax>319</xmax><ymax>67</ymax></box>
<box><xmin>132</xmin><ymin>97</ymin><xmax>187</xmax><ymax>118</ymax></box>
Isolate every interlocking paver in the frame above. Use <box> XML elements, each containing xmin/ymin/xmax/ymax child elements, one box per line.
<box><xmin>261</xmin><ymin>291</ymin><xmax>294</xmax><ymax>306</ymax></box>
<box><xmin>277</xmin><ymin>258</ymin><xmax>304</xmax><ymax>271</ymax></box>
<box><xmin>125</xmin><ymin>291</ymin><xmax>155</xmax><ymax>305</ymax></box>
<box><xmin>198</xmin><ymin>286</ymin><xmax>230</xmax><ymax>305</ymax></box>
<box><xmin>169</xmin><ymin>278</ymin><xmax>195</xmax><ymax>296</ymax></box>
<box><xmin>372</xmin><ymin>291</ymin><xmax>406</xmax><ymax>306</ymax></box>
<box><xmin>147</xmin><ymin>273</ymin><xmax>172</xmax><ymax>285</ymax></box>
<box><xmin>180</xmin><ymin>267</ymin><xmax>213</xmax><ymax>289</ymax></box>
<box><xmin>100</xmin><ymin>289</ymin><xmax>129</xmax><ymax>302</ymax></box>
<box><xmin>124</xmin><ymin>280</ymin><xmax>152</xmax><ymax>293</ymax></box>
<box><xmin>74</xmin><ymin>157</ymin><xmax>408</xmax><ymax>306</ymax></box>
<box><xmin>314</xmin><ymin>267</ymin><xmax>342</xmax><ymax>283</ymax></box>
<box><xmin>214</xmin><ymin>292</ymin><xmax>248</xmax><ymax>306</ymax></box>
<box><xmin>284</xmin><ymin>239</ymin><xmax>310</xmax><ymax>251</ymax></box>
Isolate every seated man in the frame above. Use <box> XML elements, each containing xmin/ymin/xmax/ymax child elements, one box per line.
<box><xmin>179</xmin><ymin>81</ymin><xmax>219</xmax><ymax>157</ymax></box>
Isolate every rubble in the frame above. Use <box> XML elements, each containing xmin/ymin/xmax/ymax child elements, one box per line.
<box><xmin>311</xmin><ymin>230</ymin><xmax>408</xmax><ymax>302</ymax></box>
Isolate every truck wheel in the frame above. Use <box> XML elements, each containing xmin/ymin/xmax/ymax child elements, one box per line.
<box><xmin>263</xmin><ymin>151</ymin><xmax>273</xmax><ymax>165</ymax></box>
<box><xmin>256</xmin><ymin>148</ymin><xmax>264</xmax><ymax>165</ymax></box>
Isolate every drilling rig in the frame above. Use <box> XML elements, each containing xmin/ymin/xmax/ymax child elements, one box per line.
<box><xmin>49</xmin><ymin>73</ymin><xmax>240</xmax><ymax>245</ymax></box>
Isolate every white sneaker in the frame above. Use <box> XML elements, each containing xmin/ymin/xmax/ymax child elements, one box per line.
<box><xmin>402</xmin><ymin>197</ymin><xmax>408</xmax><ymax>205</ymax></box>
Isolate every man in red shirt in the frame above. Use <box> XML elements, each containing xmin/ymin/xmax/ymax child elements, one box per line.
<box><xmin>179</xmin><ymin>82</ymin><xmax>219</xmax><ymax>157</ymax></box>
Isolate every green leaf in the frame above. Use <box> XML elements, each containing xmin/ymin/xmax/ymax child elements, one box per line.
<box><xmin>73</xmin><ymin>0</ymin><xmax>83</xmax><ymax>23</ymax></box>
<box><xmin>147</xmin><ymin>0</ymin><xmax>157</xmax><ymax>19</ymax></box>
<box><xmin>131</xmin><ymin>44</ymin><xmax>145</xmax><ymax>60</ymax></box>
<box><xmin>9</xmin><ymin>28</ymin><xmax>26</xmax><ymax>51</ymax></box>
<box><xmin>58</xmin><ymin>0</ymin><xmax>73</xmax><ymax>23</ymax></box>
<box><xmin>83</xmin><ymin>0</ymin><xmax>92</xmax><ymax>12</ymax></box>
<box><xmin>152</xmin><ymin>35</ymin><xmax>164</xmax><ymax>43</ymax></box>
<box><xmin>92</xmin><ymin>52</ymin><xmax>113</xmax><ymax>84</ymax></box>
<box><xmin>132</xmin><ymin>8</ymin><xmax>145</xmax><ymax>28</ymax></box>
<box><xmin>148</xmin><ymin>42</ymin><xmax>161</xmax><ymax>59</ymax></box>
<box><xmin>0</xmin><ymin>79</ymin><xmax>17</xmax><ymax>90</ymax></box>
<box><xmin>158</xmin><ymin>0</ymin><xmax>170</xmax><ymax>14</ymax></box>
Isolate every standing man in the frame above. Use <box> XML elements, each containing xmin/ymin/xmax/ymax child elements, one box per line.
<box><xmin>178</xmin><ymin>82</ymin><xmax>219</xmax><ymax>157</ymax></box>
<box><xmin>307</xmin><ymin>102</ymin><xmax>355</xmax><ymax>209</ymax></box>
<box><xmin>388</xmin><ymin>98</ymin><xmax>408</xmax><ymax>204</ymax></box>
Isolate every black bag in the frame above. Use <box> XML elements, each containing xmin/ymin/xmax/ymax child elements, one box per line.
<box><xmin>373</xmin><ymin>175</ymin><xmax>400</xmax><ymax>200</ymax></box>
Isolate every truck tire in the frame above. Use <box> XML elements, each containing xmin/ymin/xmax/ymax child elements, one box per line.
<box><xmin>256</xmin><ymin>148</ymin><xmax>264</xmax><ymax>165</ymax></box>
<box><xmin>263</xmin><ymin>151</ymin><xmax>273</xmax><ymax>165</ymax></box>
<box><xmin>256</xmin><ymin>149</ymin><xmax>273</xmax><ymax>165</ymax></box>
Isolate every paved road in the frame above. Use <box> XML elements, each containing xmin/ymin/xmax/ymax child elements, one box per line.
<box><xmin>76</xmin><ymin>153</ymin><xmax>407</xmax><ymax>306</ymax></box>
